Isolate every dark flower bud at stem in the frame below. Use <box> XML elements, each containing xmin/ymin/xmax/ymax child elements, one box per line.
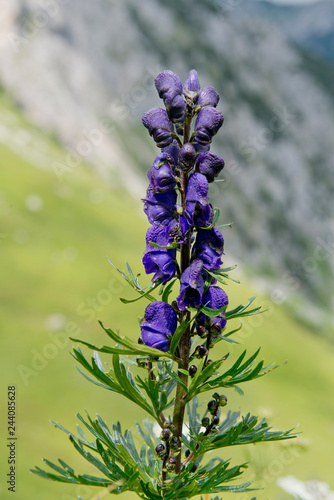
<box><xmin>191</xmin><ymin>463</ymin><xmax>198</xmax><ymax>473</ymax></box>
<box><xmin>219</xmin><ymin>395</ymin><xmax>228</xmax><ymax>407</ymax></box>
<box><xmin>161</xmin><ymin>428</ymin><xmax>171</xmax><ymax>441</ymax></box>
<box><xmin>189</xmin><ymin>365</ymin><xmax>198</xmax><ymax>378</ymax></box>
<box><xmin>212</xmin><ymin>392</ymin><xmax>220</xmax><ymax>400</ymax></box>
<box><xmin>212</xmin><ymin>415</ymin><xmax>220</xmax><ymax>426</ymax></box>
<box><xmin>178</xmin><ymin>143</ymin><xmax>197</xmax><ymax>171</ymax></box>
<box><xmin>211</xmin><ymin>323</ymin><xmax>222</xmax><ymax>335</ymax></box>
<box><xmin>166</xmin><ymin>457</ymin><xmax>176</xmax><ymax>471</ymax></box>
<box><xmin>170</xmin><ymin>436</ymin><xmax>181</xmax><ymax>450</ymax></box>
<box><xmin>195</xmin><ymin>345</ymin><xmax>208</xmax><ymax>358</ymax></box>
<box><xmin>138</xmin><ymin>337</ymin><xmax>144</xmax><ymax>345</ymax></box>
<box><xmin>155</xmin><ymin>444</ymin><xmax>166</xmax><ymax>458</ymax></box>
<box><xmin>185</xmin><ymin>449</ymin><xmax>191</xmax><ymax>458</ymax></box>
<box><xmin>196</xmin><ymin>325</ymin><xmax>208</xmax><ymax>338</ymax></box>
<box><xmin>201</xmin><ymin>417</ymin><xmax>210</xmax><ymax>427</ymax></box>
<box><xmin>207</xmin><ymin>399</ymin><xmax>218</xmax><ymax>414</ymax></box>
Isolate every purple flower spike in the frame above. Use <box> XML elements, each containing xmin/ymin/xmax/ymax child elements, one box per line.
<box><xmin>143</xmin><ymin>226</ymin><xmax>176</xmax><ymax>284</ymax></box>
<box><xmin>155</xmin><ymin>70</ymin><xmax>185</xmax><ymax>123</ymax></box>
<box><xmin>196</xmin><ymin>151</ymin><xmax>225</xmax><ymax>182</ymax></box>
<box><xmin>196</xmin><ymin>286</ymin><xmax>228</xmax><ymax>336</ymax></box>
<box><xmin>142</xmin><ymin>108</ymin><xmax>174</xmax><ymax>147</ymax></box>
<box><xmin>140</xmin><ymin>301</ymin><xmax>177</xmax><ymax>352</ymax></box>
<box><xmin>143</xmin><ymin>188</ymin><xmax>177</xmax><ymax>225</ymax></box>
<box><xmin>193</xmin><ymin>227</ymin><xmax>224</xmax><ymax>270</ymax></box>
<box><xmin>197</xmin><ymin>86</ymin><xmax>220</xmax><ymax>108</ymax></box>
<box><xmin>148</xmin><ymin>153</ymin><xmax>176</xmax><ymax>192</ymax></box>
<box><xmin>177</xmin><ymin>259</ymin><xmax>205</xmax><ymax>311</ymax></box>
<box><xmin>183</xmin><ymin>69</ymin><xmax>201</xmax><ymax>94</ymax></box>
<box><xmin>186</xmin><ymin>173</ymin><xmax>213</xmax><ymax>227</ymax></box>
<box><xmin>193</xmin><ymin>107</ymin><xmax>224</xmax><ymax>146</ymax></box>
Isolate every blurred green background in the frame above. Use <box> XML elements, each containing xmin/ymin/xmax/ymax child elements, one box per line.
<box><xmin>1</xmin><ymin>1</ymin><xmax>334</xmax><ymax>499</ymax></box>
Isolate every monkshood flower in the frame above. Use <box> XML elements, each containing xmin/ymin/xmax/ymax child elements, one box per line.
<box><xmin>177</xmin><ymin>258</ymin><xmax>205</xmax><ymax>311</ymax></box>
<box><xmin>197</xmin><ymin>86</ymin><xmax>220</xmax><ymax>108</ymax></box>
<box><xmin>183</xmin><ymin>69</ymin><xmax>201</xmax><ymax>97</ymax></box>
<box><xmin>142</xmin><ymin>108</ymin><xmax>174</xmax><ymax>147</ymax></box>
<box><xmin>192</xmin><ymin>107</ymin><xmax>224</xmax><ymax>147</ymax></box>
<box><xmin>178</xmin><ymin>143</ymin><xmax>197</xmax><ymax>171</ymax></box>
<box><xmin>143</xmin><ymin>225</ymin><xmax>176</xmax><ymax>284</ymax></box>
<box><xmin>162</xmin><ymin>140</ymin><xmax>180</xmax><ymax>164</ymax></box>
<box><xmin>143</xmin><ymin>188</ymin><xmax>177</xmax><ymax>225</ymax></box>
<box><xmin>185</xmin><ymin>173</ymin><xmax>213</xmax><ymax>227</ymax></box>
<box><xmin>140</xmin><ymin>301</ymin><xmax>177</xmax><ymax>352</ymax></box>
<box><xmin>155</xmin><ymin>70</ymin><xmax>186</xmax><ymax>123</ymax></box>
<box><xmin>147</xmin><ymin>153</ymin><xmax>176</xmax><ymax>192</ymax></box>
<box><xmin>193</xmin><ymin>227</ymin><xmax>224</xmax><ymax>271</ymax></box>
<box><xmin>196</xmin><ymin>286</ymin><xmax>229</xmax><ymax>336</ymax></box>
<box><xmin>196</xmin><ymin>151</ymin><xmax>225</xmax><ymax>183</ymax></box>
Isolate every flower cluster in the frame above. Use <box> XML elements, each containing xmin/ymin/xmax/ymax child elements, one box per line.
<box><xmin>140</xmin><ymin>69</ymin><xmax>227</xmax><ymax>351</ymax></box>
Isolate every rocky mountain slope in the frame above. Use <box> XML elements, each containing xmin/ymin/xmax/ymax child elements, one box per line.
<box><xmin>1</xmin><ymin>0</ymin><xmax>333</xmax><ymax>331</ymax></box>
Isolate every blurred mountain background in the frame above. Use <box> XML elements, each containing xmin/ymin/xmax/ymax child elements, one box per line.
<box><xmin>1</xmin><ymin>1</ymin><xmax>334</xmax><ymax>499</ymax></box>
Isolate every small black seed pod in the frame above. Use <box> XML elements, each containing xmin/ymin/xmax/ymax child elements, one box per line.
<box><xmin>170</xmin><ymin>436</ymin><xmax>181</xmax><ymax>450</ymax></box>
<box><xmin>211</xmin><ymin>323</ymin><xmax>222</xmax><ymax>335</ymax></box>
<box><xmin>201</xmin><ymin>417</ymin><xmax>210</xmax><ymax>427</ymax></box>
<box><xmin>185</xmin><ymin>449</ymin><xmax>191</xmax><ymax>458</ymax></box>
<box><xmin>138</xmin><ymin>337</ymin><xmax>144</xmax><ymax>344</ymax></box>
<box><xmin>212</xmin><ymin>415</ymin><xmax>220</xmax><ymax>426</ymax></box>
<box><xmin>207</xmin><ymin>399</ymin><xmax>218</xmax><ymax>415</ymax></box>
<box><xmin>196</xmin><ymin>325</ymin><xmax>208</xmax><ymax>338</ymax></box>
<box><xmin>212</xmin><ymin>392</ymin><xmax>220</xmax><ymax>400</ymax></box>
<box><xmin>189</xmin><ymin>365</ymin><xmax>198</xmax><ymax>378</ymax></box>
<box><xmin>195</xmin><ymin>345</ymin><xmax>208</xmax><ymax>358</ymax></box>
<box><xmin>219</xmin><ymin>395</ymin><xmax>228</xmax><ymax>407</ymax></box>
<box><xmin>191</xmin><ymin>463</ymin><xmax>198</xmax><ymax>473</ymax></box>
<box><xmin>155</xmin><ymin>444</ymin><xmax>166</xmax><ymax>458</ymax></box>
<box><xmin>166</xmin><ymin>457</ymin><xmax>176</xmax><ymax>471</ymax></box>
<box><xmin>161</xmin><ymin>428</ymin><xmax>171</xmax><ymax>441</ymax></box>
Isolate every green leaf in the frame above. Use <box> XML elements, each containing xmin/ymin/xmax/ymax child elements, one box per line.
<box><xmin>200</xmin><ymin>304</ymin><xmax>228</xmax><ymax>318</ymax></box>
<box><xmin>149</xmin><ymin>241</ymin><xmax>179</xmax><ymax>249</ymax></box>
<box><xmin>170</xmin><ymin>318</ymin><xmax>192</xmax><ymax>355</ymax></box>
<box><xmin>213</xmin><ymin>207</ymin><xmax>221</xmax><ymax>225</ymax></box>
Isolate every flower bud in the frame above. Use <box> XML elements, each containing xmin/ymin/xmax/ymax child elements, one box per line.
<box><xmin>201</xmin><ymin>417</ymin><xmax>210</xmax><ymax>428</ymax></box>
<box><xmin>185</xmin><ymin>449</ymin><xmax>191</xmax><ymax>458</ymax></box>
<box><xmin>195</xmin><ymin>345</ymin><xmax>208</xmax><ymax>358</ymax></box>
<box><xmin>155</xmin><ymin>444</ymin><xmax>166</xmax><ymax>458</ymax></box>
<box><xmin>211</xmin><ymin>323</ymin><xmax>222</xmax><ymax>335</ymax></box>
<box><xmin>219</xmin><ymin>395</ymin><xmax>227</xmax><ymax>407</ymax></box>
<box><xmin>178</xmin><ymin>143</ymin><xmax>197</xmax><ymax>170</ymax></box>
<box><xmin>191</xmin><ymin>463</ymin><xmax>198</xmax><ymax>473</ymax></box>
<box><xmin>212</xmin><ymin>392</ymin><xmax>220</xmax><ymax>400</ymax></box>
<box><xmin>207</xmin><ymin>399</ymin><xmax>218</xmax><ymax>415</ymax></box>
<box><xmin>161</xmin><ymin>428</ymin><xmax>171</xmax><ymax>441</ymax></box>
<box><xmin>189</xmin><ymin>365</ymin><xmax>198</xmax><ymax>378</ymax></box>
<box><xmin>212</xmin><ymin>415</ymin><xmax>220</xmax><ymax>426</ymax></box>
<box><xmin>166</xmin><ymin>457</ymin><xmax>176</xmax><ymax>471</ymax></box>
<box><xmin>138</xmin><ymin>337</ymin><xmax>144</xmax><ymax>344</ymax></box>
<box><xmin>170</xmin><ymin>436</ymin><xmax>181</xmax><ymax>450</ymax></box>
<box><xmin>196</xmin><ymin>325</ymin><xmax>208</xmax><ymax>338</ymax></box>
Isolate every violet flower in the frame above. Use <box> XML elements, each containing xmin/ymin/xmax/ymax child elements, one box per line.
<box><xmin>143</xmin><ymin>226</ymin><xmax>176</xmax><ymax>284</ymax></box>
<box><xmin>177</xmin><ymin>258</ymin><xmax>205</xmax><ymax>311</ymax></box>
<box><xmin>143</xmin><ymin>188</ymin><xmax>177</xmax><ymax>226</ymax></box>
<box><xmin>142</xmin><ymin>108</ymin><xmax>174</xmax><ymax>147</ymax></box>
<box><xmin>155</xmin><ymin>70</ymin><xmax>186</xmax><ymax>123</ymax></box>
<box><xmin>196</xmin><ymin>286</ymin><xmax>228</xmax><ymax>336</ymax></box>
<box><xmin>197</xmin><ymin>86</ymin><xmax>220</xmax><ymax>108</ymax></box>
<box><xmin>196</xmin><ymin>151</ymin><xmax>225</xmax><ymax>182</ymax></box>
<box><xmin>185</xmin><ymin>173</ymin><xmax>213</xmax><ymax>227</ymax></box>
<box><xmin>183</xmin><ymin>69</ymin><xmax>201</xmax><ymax>96</ymax></box>
<box><xmin>192</xmin><ymin>107</ymin><xmax>224</xmax><ymax>147</ymax></box>
<box><xmin>140</xmin><ymin>301</ymin><xmax>177</xmax><ymax>352</ymax></box>
<box><xmin>193</xmin><ymin>227</ymin><xmax>224</xmax><ymax>271</ymax></box>
<box><xmin>147</xmin><ymin>153</ymin><xmax>176</xmax><ymax>192</ymax></box>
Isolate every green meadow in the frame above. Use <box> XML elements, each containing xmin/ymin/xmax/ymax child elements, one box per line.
<box><xmin>1</xmin><ymin>101</ymin><xmax>334</xmax><ymax>500</ymax></box>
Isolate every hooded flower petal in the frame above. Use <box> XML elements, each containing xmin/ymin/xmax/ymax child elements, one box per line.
<box><xmin>140</xmin><ymin>301</ymin><xmax>177</xmax><ymax>351</ymax></box>
<box><xmin>196</xmin><ymin>286</ymin><xmax>228</xmax><ymax>336</ymax></box>
<box><xmin>142</xmin><ymin>108</ymin><xmax>174</xmax><ymax>147</ymax></box>
<box><xmin>193</xmin><ymin>227</ymin><xmax>224</xmax><ymax>270</ymax></box>
<box><xmin>177</xmin><ymin>258</ymin><xmax>205</xmax><ymax>311</ymax></box>
<box><xmin>178</xmin><ymin>143</ymin><xmax>197</xmax><ymax>171</ymax></box>
<box><xmin>155</xmin><ymin>70</ymin><xmax>185</xmax><ymax>123</ymax></box>
<box><xmin>185</xmin><ymin>173</ymin><xmax>213</xmax><ymax>227</ymax></box>
<box><xmin>143</xmin><ymin>188</ymin><xmax>177</xmax><ymax>225</ymax></box>
<box><xmin>143</xmin><ymin>225</ymin><xmax>176</xmax><ymax>284</ymax></box>
<box><xmin>193</xmin><ymin>107</ymin><xmax>224</xmax><ymax>146</ymax></box>
<box><xmin>197</xmin><ymin>86</ymin><xmax>220</xmax><ymax>108</ymax></box>
<box><xmin>147</xmin><ymin>153</ymin><xmax>176</xmax><ymax>192</ymax></box>
<box><xmin>196</xmin><ymin>151</ymin><xmax>225</xmax><ymax>183</ymax></box>
<box><xmin>183</xmin><ymin>69</ymin><xmax>201</xmax><ymax>94</ymax></box>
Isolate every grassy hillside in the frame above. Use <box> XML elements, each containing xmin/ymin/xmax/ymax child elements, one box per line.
<box><xmin>1</xmin><ymin>107</ymin><xmax>334</xmax><ymax>500</ymax></box>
